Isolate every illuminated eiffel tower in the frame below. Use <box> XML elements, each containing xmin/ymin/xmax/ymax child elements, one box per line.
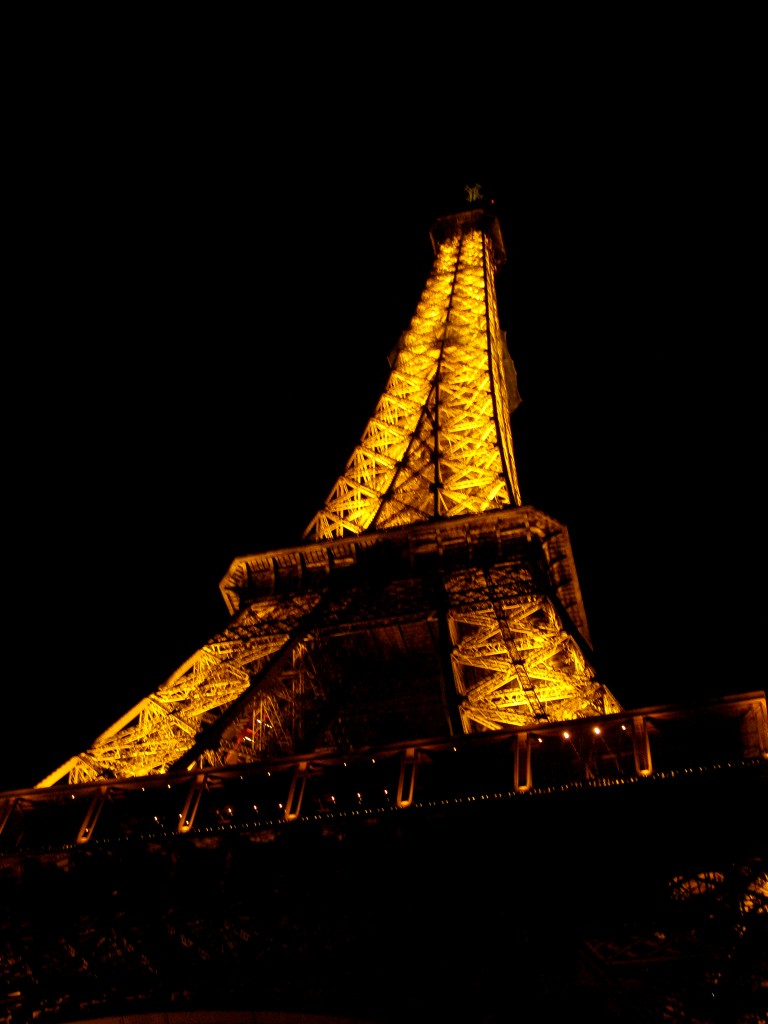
<box><xmin>2</xmin><ymin>192</ymin><xmax>765</xmax><ymax>1024</ymax></box>
<box><xmin>38</xmin><ymin>198</ymin><xmax>621</xmax><ymax>791</ymax></box>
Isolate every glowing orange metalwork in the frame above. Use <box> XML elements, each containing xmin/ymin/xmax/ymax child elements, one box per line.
<box><xmin>37</xmin><ymin>208</ymin><xmax>621</xmax><ymax>790</ymax></box>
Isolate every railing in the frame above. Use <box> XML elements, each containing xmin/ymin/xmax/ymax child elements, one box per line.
<box><xmin>1</xmin><ymin>691</ymin><xmax>765</xmax><ymax>858</ymax></box>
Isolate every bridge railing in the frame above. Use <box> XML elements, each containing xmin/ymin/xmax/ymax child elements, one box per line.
<box><xmin>1</xmin><ymin>691</ymin><xmax>765</xmax><ymax>858</ymax></box>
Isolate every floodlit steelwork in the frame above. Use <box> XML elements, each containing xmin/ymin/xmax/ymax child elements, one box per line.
<box><xmin>304</xmin><ymin>210</ymin><xmax>521</xmax><ymax>539</ymax></box>
<box><xmin>3</xmin><ymin>197</ymin><xmax>766</xmax><ymax>1024</ymax></box>
<box><xmin>37</xmin><ymin>206</ymin><xmax>621</xmax><ymax>790</ymax></box>
<box><xmin>5</xmin><ymin>692</ymin><xmax>766</xmax><ymax>856</ymax></box>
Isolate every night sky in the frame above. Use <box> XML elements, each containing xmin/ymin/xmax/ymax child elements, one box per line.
<box><xmin>3</xmin><ymin>51</ymin><xmax>762</xmax><ymax>792</ymax></box>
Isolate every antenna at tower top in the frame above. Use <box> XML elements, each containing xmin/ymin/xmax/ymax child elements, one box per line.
<box><xmin>464</xmin><ymin>182</ymin><xmax>484</xmax><ymax>203</ymax></box>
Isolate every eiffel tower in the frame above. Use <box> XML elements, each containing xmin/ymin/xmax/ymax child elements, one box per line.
<box><xmin>36</xmin><ymin>198</ymin><xmax>620</xmax><ymax>791</ymax></box>
<box><xmin>1</xmin><ymin>193</ymin><xmax>766</xmax><ymax>1024</ymax></box>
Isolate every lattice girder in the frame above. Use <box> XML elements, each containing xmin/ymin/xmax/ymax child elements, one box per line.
<box><xmin>210</xmin><ymin>642</ymin><xmax>326</xmax><ymax>765</ymax></box>
<box><xmin>304</xmin><ymin>211</ymin><xmax>521</xmax><ymax>541</ymax></box>
<box><xmin>446</xmin><ymin>564</ymin><xmax>607</xmax><ymax>730</ymax></box>
<box><xmin>52</xmin><ymin>592</ymin><xmax>327</xmax><ymax>786</ymax></box>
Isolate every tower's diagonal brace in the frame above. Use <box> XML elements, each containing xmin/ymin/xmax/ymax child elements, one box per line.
<box><xmin>166</xmin><ymin>635</ymin><xmax>312</xmax><ymax>774</ymax></box>
<box><xmin>482</xmin><ymin>570</ymin><xmax>549</xmax><ymax>722</ymax></box>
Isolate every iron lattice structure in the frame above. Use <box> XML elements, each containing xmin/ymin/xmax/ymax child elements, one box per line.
<box><xmin>303</xmin><ymin>210</ymin><xmax>522</xmax><ymax>539</ymax></box>
<box><xmin>39</xmin><ymin>207</ymin><xmax>621</xmax><ymax>790</ymax></box>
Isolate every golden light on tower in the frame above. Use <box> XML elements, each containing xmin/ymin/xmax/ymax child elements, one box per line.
<box><xmin>304</xmin><ymin>209</ymin><xmax>521</xmax><ymax>540</ymax></box>
<box><xmin>36</xmin><ymin>202</ymin><xmax>621</xmax><ymax>790</ymax></box>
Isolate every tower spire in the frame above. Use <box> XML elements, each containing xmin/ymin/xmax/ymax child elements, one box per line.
<box><xmin>304</xmin><ymin>207</ymin><xmax>521</xmax><ymax>541</ymax></box>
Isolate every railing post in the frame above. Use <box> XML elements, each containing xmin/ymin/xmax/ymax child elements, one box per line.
<box><xmin>632</xmin><ymin>715</ymin><xmax>653</xmax><ymax>776</ymax></box>
<box><xmin>397</xmin><ymin>747</ymin><xmax>417</xmax><ymax>808</ymax></box>
<box><xmin>747</xmin><ymin>698</ymin><xmax>768</xmax><ymax>759</ymax></box>
<box><xmin>178</xmin><ymin>773</ymin><xmax>207</xmax><ymax>834</ymax></box>
<box><xmin>77</xmin><ymin>786</ymin><xmax>107</xmax><ymax>845</ymax></box>
<box><xmin>285</xmin><ymin>761</ymin><xmax>309</xmax><ymax>821</ymax></box>
<box><xmin>0</xmin><ymin>797</ymin><xmax>16</xmax><ymax>838</ymax></box>
<box><xmin>514</xmin><ymin>732</ymin><xmax>532</xmax><ymax>792</ymax></box>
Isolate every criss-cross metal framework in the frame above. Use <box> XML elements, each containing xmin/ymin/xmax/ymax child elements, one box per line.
<box><xmin>38</xmin><ymin>207</ymin><xmax>621</xmax><ymax>791</ymax></box>
<box><xmin>304</xmin><ymin>210</ymin><xmax>521</xmax><ymax>540</ymax></box>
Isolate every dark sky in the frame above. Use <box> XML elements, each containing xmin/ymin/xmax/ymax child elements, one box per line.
<box><xmin>3</xmin><ymin>49</ymin><xmax>763</xmax><ymax>792</ymax></box>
